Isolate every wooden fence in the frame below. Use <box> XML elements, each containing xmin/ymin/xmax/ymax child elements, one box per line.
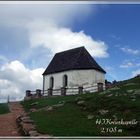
<box><xmin>25</xmin><ymin>83</ymin><xmax>104</xmax><ymax>99</ymax></box>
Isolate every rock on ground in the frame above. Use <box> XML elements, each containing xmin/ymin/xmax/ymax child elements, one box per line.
<box><xmin>77</xmin><ymin>100</ymin><xmax>85</xmax><ymax>105</ymax></box>
<box><xmin>87</xmin><ymin>115</ymin><xmax>94</xmax><ymax>120</ymax></box>
<box><xmin>99</xmin><ymin>109</ymin><xmax>109</xmax><ymax>115</ymax></box>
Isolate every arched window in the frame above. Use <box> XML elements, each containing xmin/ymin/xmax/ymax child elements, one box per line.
<box><xmin>49</xmin><ymin>77</ymin><xmax>54</xmax><ymax>88</ymax></box>
<box><xmin>97</xmin><ymin>82</ymin><xmax>103</xmax><ymax>92</ymax></box>
<box><xmin>63</xmin><ymin>75</ymin><xmax>68</xmax><ymax>87</ymax></box>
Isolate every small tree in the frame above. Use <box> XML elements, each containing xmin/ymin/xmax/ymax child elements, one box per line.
<box><xmin>112</xmin><ymin>80</ymin><xmax>117</xmax><ymax>85</ymax></box>
<box><xmin>105</xmin><ymin>79</ymin><xmax>108</xmax><ymax>84</ymax></box>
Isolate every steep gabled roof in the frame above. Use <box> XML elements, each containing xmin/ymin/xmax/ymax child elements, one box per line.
<box><xmin>43</xmin><ymin>46</ymin><xmax>106</xmax><ymax>75</ymax></box>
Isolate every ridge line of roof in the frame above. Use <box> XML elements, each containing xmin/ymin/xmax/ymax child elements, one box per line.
<box><xmin>55</xmin><ymin>46</ymin><xmax>85</xmax><ymax>55</ymax></box>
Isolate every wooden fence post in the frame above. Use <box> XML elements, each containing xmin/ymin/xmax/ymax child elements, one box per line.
<box><xmin>61</xmin><ymin>87</ymin><xmax>66</xmax><ymax>96</ymax></box>
<box><xmin>26</xmin><ymin>90</ymin><xmax>31</xmax><ymax>97</ymax></box>
<box><xmin>36</xmin><ymin>89</ymin><xmax>42</xmax><ymax>98</ymax></box>
<box><xmin>78</xmin><ymin>86</ymin><xmax>83</xmax><ymax>94</ymax></box>
<box><xmin>48</xmin><ymin>88</ymin><xmax>53</xmax><ymax>96</ymax></box>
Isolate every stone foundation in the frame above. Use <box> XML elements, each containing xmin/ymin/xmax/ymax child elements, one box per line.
<box><xmin>16</xmin><ymin>113</ymin><xmax>40</xmax><ymax>136</ymax></box>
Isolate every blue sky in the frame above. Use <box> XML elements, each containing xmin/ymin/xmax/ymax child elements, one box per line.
<box><xmin>0</xmin><ymin>3</ymin><xmax>140</xmax><ymax>102</ymax></box>
<box><xmin>72</xmin><ymin>4</ymin><xmax>140</xmax><ymax>81</ymax></box>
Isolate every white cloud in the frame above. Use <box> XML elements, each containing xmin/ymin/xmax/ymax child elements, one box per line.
<box><xmin>0</xmin><ymin>4</ymin><xmax>108</xmax><ymax>102</ymax></box>
<box><xmin>0</xmin><ymin>55</ymin><xmax>7</xmax><ymax>61</ymax></box>
<box><xmin>121</xmin><ymin>47</ymin><xmax>140</xmax><ymax>55</ymax></box>
<box><xmin>0</xmin><ymin>4</ymin><xmax>94</xmax><ymax>27</ymax></box>
<box><xmin>0</xmin><ymin>60</ymin><xmax>44</xmax><ymax>103</ymax></box>
<box><xmin>27</xmin><ymin>20</ymin><xmax>108</xmax><ymax>58</ymax></box>
<box><xmin>132</xmin><ymin>69</ymin><xmax>140</xmax><ymax>77</ymax></box>
<box><xmin>120</xmin><ymin>62</ymin><xmax>134</xmax><ymax>68</ymax></box>
<box><xmin>0</xmin><ymin>4</ymin><xmax>108</xmax><ymax>58</ymax></box>
<box><xmin>109</xmin><ymin>34</ymin><xmax>120</xmax><ymax>40</ymax></box>
<box><xmin>0</xmin><ymin>55</ymin><xmax>8</xmax><ymax>65</ymax></box>
<box><xmin>104</xmin><ymin>66</ymin><xmax>114</xmax><ymax>71</ymax></box>
<box><xmin>120</xmin><ymin>60</ymin><xmax>140</xmax><ymax>68</ymax></box>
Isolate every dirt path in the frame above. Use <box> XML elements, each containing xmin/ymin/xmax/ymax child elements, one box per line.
<box><xmin>0</xmin><ymin>102</ymin><xmax>25</xmax><ymax>136</ymax></box>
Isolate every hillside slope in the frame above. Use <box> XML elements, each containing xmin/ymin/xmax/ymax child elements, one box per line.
<box><xmin>21</xmin><ymin>76</ymin><xmax>140</xmax><ymax>136</ymax></box>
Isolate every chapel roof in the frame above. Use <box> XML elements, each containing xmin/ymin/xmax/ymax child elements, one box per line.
<box><xmin>43</xmin><ymin>46</ymin><xmax>106</xmax><ymax>75</ymax></box>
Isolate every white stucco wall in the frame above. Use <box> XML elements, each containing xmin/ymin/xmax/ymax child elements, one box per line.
<box><xmin>43</xmin><ymin>69</ymin><xmax>105</xmax><ymax>94</ymax></box>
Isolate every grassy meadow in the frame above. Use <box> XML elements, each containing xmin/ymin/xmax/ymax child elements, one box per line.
<box><xmin>21</xmin><ymin>76</ymin><xmax>140</xmax><ymax>136</ymax></box>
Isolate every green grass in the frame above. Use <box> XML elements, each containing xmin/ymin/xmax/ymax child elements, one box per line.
<box><xmin>21</xmin><ymin>95</ymin><xmax>77</xmax><ymax>111</ymax></box>
<box><xmin>30</xmin><ymin>103</ymin><xmax>98</xmax><ymax>136</ymax></box>
<box><xmin>0</xmin><ymin>103</ymin><xmax>10</xmax><ymax>114</ymax></box>
<box><xmin>21</xmin><ymin>76</ymin><xmax>140</xmax><ymax>136</ymax></box>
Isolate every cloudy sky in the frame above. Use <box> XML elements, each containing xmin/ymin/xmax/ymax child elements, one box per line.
<box><xmin>0</xmin><ymin>3</ymin><xmax>140</xmax><ymax>102</ymax></box>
